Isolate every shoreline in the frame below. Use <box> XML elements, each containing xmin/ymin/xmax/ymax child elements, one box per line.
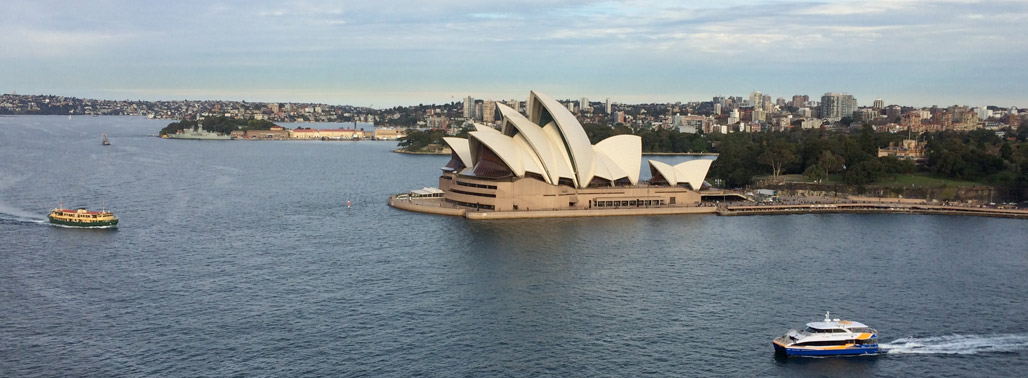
<box><xmin>718</xmin><ymin>202</ymin><xmax>1028</xmax><ymax>219</ymax></box>
<box><xmin>389</xmin><ymin>195</ymin><xmax>1028</xmax><ymax>220</ymax></box>
<box><xmin>392</xmin><ymin>148</ymin><xmax>450</xmax><ymax>155</ymax></box>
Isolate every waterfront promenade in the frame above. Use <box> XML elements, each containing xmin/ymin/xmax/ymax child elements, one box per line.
<box><xmin>390</xmin><ymin>193</ymin><xmax>1028</xmax><ymax>220</ymax></box>
<box><xmin>719</xmin><ymin>202</ymin><xmax>1028</xmax><ymax>218</ymax></box>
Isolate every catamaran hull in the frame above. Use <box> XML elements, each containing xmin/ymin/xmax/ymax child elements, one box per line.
<box><xmin>773</xmin><ymin>342</ymin><xmax>880</xmax><ymax>356</ymax></box>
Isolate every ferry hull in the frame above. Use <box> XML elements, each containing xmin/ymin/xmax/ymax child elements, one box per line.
<box><xmin>773</xmin><ymin>342</ymin><xmax>879</xmax><ymax>357</ymax></box>
<box><xmin>48</xmin><ymin>216</ymin><xmax>119</xmax><ymax>227</ymax></box>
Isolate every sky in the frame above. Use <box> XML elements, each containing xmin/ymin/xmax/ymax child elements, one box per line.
<box><xmin>2</xmin><ymin>0</ymin><xmax>1026</xmax><ymax>108</ymax></box>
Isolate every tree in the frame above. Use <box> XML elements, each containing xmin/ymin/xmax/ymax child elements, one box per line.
<box><xmin>844</xmin><ymin>159</ymin><xmax>885</xmax><ymax>185</ymax></box>
<box><xmin>803</xmin><ymin>164</ymin><xmax>827</xmax><ymax>182</ymax></box>
<box><xmin>757</xmin><ymin>139</ymin><xmax>797</xmax><ymax>181</ymax></box>
<box><xmin>397</xmin><ymin>129</ymin><xmax>435</xmax><ymax>151</ymax></box>
<box><xmin>817</xmin><ymin>150</ymin><xmax>845</xmax><ymax>180</ymax></box>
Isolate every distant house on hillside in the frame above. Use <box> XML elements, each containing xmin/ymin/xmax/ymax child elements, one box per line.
<box><xmin>878</xmin><ymin>139</ymin><xmax>926</xmax><ymax>163</ymax></box>
<box><xmin>289</xmin><ymin>128</ymin><xmax>363</xmax><ymax>140</ymax></box>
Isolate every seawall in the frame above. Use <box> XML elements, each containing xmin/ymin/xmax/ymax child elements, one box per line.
<box><xmin>390</xmin><ymin>195</ymin><xmax>1028</xmax><ymax>220</ymax></box>
<box><xmin>719</xmin><ymin>203</ymin><xmax>1028</xmax><ymax>219</ymax></box>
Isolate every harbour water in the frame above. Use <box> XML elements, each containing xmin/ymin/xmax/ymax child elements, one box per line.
<box><xmin>1</xmin><ymin>115</ymin><xmax>1027</xmax><ymax>377</ymax></box>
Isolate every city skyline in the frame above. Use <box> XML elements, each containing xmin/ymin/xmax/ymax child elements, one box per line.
<box><xmin>3</xmin><ymin>0</ymin><xmax>1027</xmax><ymax>108</ymax></box>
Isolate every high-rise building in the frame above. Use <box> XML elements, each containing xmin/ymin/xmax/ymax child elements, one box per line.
<box><xmin>580</xmin><ymin>97</ymin><xmax>589</xmax><ymax>113</ymax></box>
<box><xmin>463</xmin><ymin>96</ymin><xmax>475</xmax><ymax>119</ymax></box>
<box><xmin>482</xmin><ymin>100</ymin><xmax>496</xmax><ymax>122</ymax></box>
<box><xmin>714</xmin><ymin>103</ymin><xmax>722</xmax><ymax>115</ymax></box>
<box><xmin>752</xmin><ymin>109</ymin><xmax>766</xmax><ymax>123</ymax></box>
<box><xmin>749</xmin><ymin>91</ymin><xmax>763</xmax><ymax>109</ymax></box>
<box><xmin>886</xmin><ymin>105</ymin><xmax>902</xmax><ymax>122</ymax></box>
<box><xmin>873</xmin><ymin>98</ymin><xmax>884</xmax><ymax>110</ymax></box>
<box><xmin>819</xmin><ymin>93</ymin><xmax>857</xmax><ymax>121</ymax></box>
<box><xmin>605</xmin><ymin>98</ymin><xmax>611</xmax><ymax>114</ymax></box>
<box><xmin>975</xmin><ymin>107</ymin><xmax>990</xmax><ymax>120</ymax></box>
<box><xmin>728</xmin><ymin>109</ymin><xmax>740</xmax><ymax>124</ymax></box>
<box><xmin>791</xmin><ymin>95</ymin><xmax>809</xmax><ymax>108</ymax></box>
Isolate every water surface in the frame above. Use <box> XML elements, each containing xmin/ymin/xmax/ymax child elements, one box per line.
<box><xmin>1</xmin><ymin>115</ymin><xmax>1026</xmax><ymax>377</ymax></box>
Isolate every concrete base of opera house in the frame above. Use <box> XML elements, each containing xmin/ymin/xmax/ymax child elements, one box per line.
<box><xmin>388</xmin><ymin>195</ymin><xmax>718</xmax><ymax>219</ymax></box>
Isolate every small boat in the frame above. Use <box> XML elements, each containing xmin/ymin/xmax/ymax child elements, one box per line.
<box><xmin>772</xmin><ymin>312</ymin><xmax>880</xmax><ymax>357</ymax></box>
<box><xmin>102</xmin><ymin>131</ymin><xmax>110</xmax><ymax>145</ymax></box>
<box><xmin>48</xmin><ymin>206</ymin><xmax>119</xmax><ymax>227</ymax></box>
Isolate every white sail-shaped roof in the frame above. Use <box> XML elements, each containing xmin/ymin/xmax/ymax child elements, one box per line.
<box><xmin>497</xmin><ymin>103</ymin><xmax>560</xmax><ymax>185</ymax></box>
<box><xmin>469</xmin><ymin>129</ymin><xmax>524</xmax><ymax>176</ymax></box>
<box><xmin>592</xmin><ymin>152</ymin><xmax>627</xmax><ymax>184</ymax></box>
<box><xmin>528</xmin><ymin>91</ymin><xmax>595</xmax><ymax>187</ymax></box>
<box><xmin>512</xmin><ymin>133</ymin><xmax>547</xmax><ymax>179</ymax></box>
<box><xmin>442</xmin><ymin>137</ymin><xmax>472</xmax><ymax>168</ymax></box>
<box><xmin>439</xmin><ymin>91</ymin><xmax>674</xmax><ymax>190</ymax></box>
<box><xmin>648</xmin><ymin>159</ymin><xmax>714</xmax><ymax>190</ymax></box>
<box><xmin>593</xmin><ymin>134</ymin><xmax>642</xmax><ymax>185</ymax></box>
<box><xmin>541</xmin><ymin>121</ymin><xmax>578</xmax><ymax>187</ymax></box>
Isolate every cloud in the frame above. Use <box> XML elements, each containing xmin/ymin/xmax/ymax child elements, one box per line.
<box><xmin>2</xmin><ymin>0</ymin><xmax>1027</xmax><ymax>106</ymax></box>
<box><xmin>793</xmin><ymin>0</ymin><xmax>913</xmax><ymax>15</ymax></box>
<box><xmin>1</xmin><ymin>27</ymin><xmax>136</xmax><ymax>58</ymax></box>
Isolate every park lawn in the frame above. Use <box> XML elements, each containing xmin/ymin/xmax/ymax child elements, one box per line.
<box><xmin>877</xmin><ymin>173</ymin><xmax>983</xmax><ymax>187</ymax></box>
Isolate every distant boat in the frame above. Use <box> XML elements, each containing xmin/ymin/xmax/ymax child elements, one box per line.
<box><xmin>102</xmin><ymin>131</ymin><xmax>110</xmax><ymax>145</ymax></box>
<box><xmin>164</xmin><ymin>126</ymin><xmax>232</xmax><ymax>140</ymax></box>
<box><xmin>48</xmin><ymin>205</ymin><xmax>118</xmax><ymax>228</ymax></box>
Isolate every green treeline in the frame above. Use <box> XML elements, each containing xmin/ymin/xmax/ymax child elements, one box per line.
<box><xmin>160</xmin><ymin>116</ymin><xmax>278</xmax><ymax>136</ymax></box>
<box><xmin>702</xmin><ymin>126</ymin><xmax>1028</xmax><ymax>189</ymax></box>
<box><xmin>397</xmin><ymin>126</ymin><xmax>471</xmax><ymax>152</ymax></box>
<box><xmin>399</xmin><ymin>123</ymin><xmax>1028</xmax><ymax>192</ymax></box>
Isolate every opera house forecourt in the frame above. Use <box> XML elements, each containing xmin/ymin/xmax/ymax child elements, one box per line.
<box><xmin>389</xmin><ymin>90</ymin><xmax>720</xmax><ymax>219</ymax></box>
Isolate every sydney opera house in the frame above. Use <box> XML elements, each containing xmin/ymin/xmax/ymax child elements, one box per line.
<box><xmin>390</xmin><ymin>91</ymin><xmax>719</xmax><ymax>219</ymax></box>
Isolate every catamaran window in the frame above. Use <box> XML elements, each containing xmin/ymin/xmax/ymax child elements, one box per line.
<box><xmin>796</xmin><ymin>340</ymin><xmax>851</xmax><ymax>347</ymax></box>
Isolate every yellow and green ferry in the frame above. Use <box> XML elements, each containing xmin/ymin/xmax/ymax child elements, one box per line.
<box><xmin>48</xmin><ymin>206</ymin><xmax>119</xmax><ymax>227</ymax></box>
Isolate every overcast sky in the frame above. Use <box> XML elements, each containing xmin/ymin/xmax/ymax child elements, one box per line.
<box><xmin>2</xmin><ymin>0</ymin><xmax>1026</xmax><ymax>107</ymax></box>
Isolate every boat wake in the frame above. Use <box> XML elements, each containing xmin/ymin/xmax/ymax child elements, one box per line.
<box><xmin>0</xmin><ymin>210</ymin><xmax>47</xmax><ymax>226</ymax></box>
<box><xmin>881</xmin><ymin>334</ymin><xmax>1028</xmax><ymax>355</ymax></box>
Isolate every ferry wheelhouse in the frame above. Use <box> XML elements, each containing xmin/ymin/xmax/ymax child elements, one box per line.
<box><xmin>48</xmin><ymin>206</ymin><xmax>119</xmax><ymax>227</ymax></box>
<box><xmin>772</xmin><ymin>312</ymin><xmax>880</xmax><ymax>357</ymax></box>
